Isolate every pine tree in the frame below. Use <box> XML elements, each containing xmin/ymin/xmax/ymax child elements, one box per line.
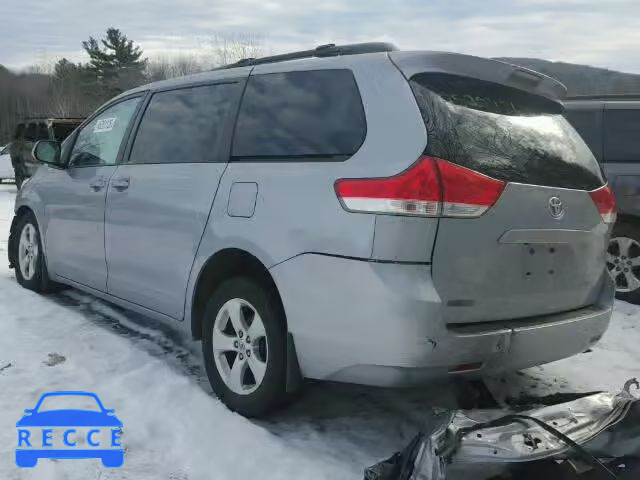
<box><xmin>82</xmin><ymin>28</ymin><xmax>147</xmax><ymax>94</ymax></box>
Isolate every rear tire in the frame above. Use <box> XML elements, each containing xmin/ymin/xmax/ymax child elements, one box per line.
<box><xmin>608</xmin><ymin>221</ymin><xmax>640</xmax><ymax>304</ymax></box>
<box><xmin>202</xmin><ymin>277</ymin><xmax>287</xmax><ymax>417</ymax></box>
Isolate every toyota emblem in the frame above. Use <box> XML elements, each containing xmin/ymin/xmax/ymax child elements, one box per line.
<box><xmin>548</xmin><ymin>196</ymin><xmax>565</xmax><ymax>219</ymax></box>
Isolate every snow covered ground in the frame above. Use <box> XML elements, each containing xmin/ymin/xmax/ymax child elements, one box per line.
<box><xmin>0</xmin><ymin>182</ymin><xmax>638</xmax><ymax>480</ymax></box>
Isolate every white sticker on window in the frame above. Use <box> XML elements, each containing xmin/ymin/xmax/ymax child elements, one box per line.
<box><xmin>93</xmin><ymin>117</ymin><xmax>117</xmax><ymax>133</ymax></box>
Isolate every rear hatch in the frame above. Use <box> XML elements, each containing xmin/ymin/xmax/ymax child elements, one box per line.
<box><xmin>392</xmin><ymin>53</ymin><xmax>614</xmax><ymax>324</ymax></box>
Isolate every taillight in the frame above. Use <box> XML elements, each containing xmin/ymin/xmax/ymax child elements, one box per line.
<box><xmin>334</xmin><ymin>157</ymin><xmax>440</xmax><ymax>216</ymax></box>
<box><xmin>334</xmin><ymin>156</ymin><xmax>505</xmax><ymax>218</ymax></box>
<box><xmin>589</xmin><ymin>184</ymin><xmax>617</xmax><ymax>224</ymax></box>
<box><xmin>437</xmin><ymin>159</ymin><xmax>506</xmax><ymax>217</ymax></box>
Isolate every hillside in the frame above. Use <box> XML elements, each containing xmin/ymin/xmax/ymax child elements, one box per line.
<box><xmin>498</xmin><ymin>57</ymin><xmax>640</xmax><ymax>96</ymax></box>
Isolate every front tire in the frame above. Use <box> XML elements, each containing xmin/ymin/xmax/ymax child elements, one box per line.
<box><xmin>202</xmin><ymin>277</ymin><xmax>287</xmax><ymax>417</ymax></box>
<box><xmin>14</xmin><ymin>212</ymin><xmax>52</xmax><ymax>293</ymax></box>
<box><xmin>608</xmin><ymin>221</ymin><xmax>640</xmax><ymax>304</ymax></box>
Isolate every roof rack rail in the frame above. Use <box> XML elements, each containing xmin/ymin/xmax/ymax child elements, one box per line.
<box><xmin>565</xmin><ymin>93</ymin><xmax>640</xmax><ymax>101</ymax></box>
<box><xmin>216</xmin><ymin>42</ymin><xmax>398</xmax><ymax>70</ymax></box>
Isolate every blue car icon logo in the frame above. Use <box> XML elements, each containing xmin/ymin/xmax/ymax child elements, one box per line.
<box><xmin>16</xmin><ymin>391</ymin><xmax>123</xmax><ymax>468</ymax></box>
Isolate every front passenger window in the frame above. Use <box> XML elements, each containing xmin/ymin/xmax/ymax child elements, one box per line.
<box><xmin>70</xmin><ymin>97</ymin><xmax>141</xmax><ymax>167</ymax></box>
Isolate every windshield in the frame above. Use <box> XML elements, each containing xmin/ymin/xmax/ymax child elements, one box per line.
<box><xmin>410</xmin><ymin>73</ymin><xmax>605</xmax><ymax>191</ymax></box>
<box><xmin>37</xmin><ymin>395</ymin><xmax>102</xmax><ymax>412</ymax></box>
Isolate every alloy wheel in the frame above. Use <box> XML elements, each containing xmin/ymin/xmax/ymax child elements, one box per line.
<box><xmin>18</xmin><ymin>223</ymin><xmax>39</xmax><ymax>281</ymax></box>
<box><xmin>607</xmin><ymin>236</ymin><xmax>640</xmax><ymax>293</ymax></box>
<box><xmin>211</xmin><ymin>298</ymin><xmax>268</xmax><ymax>395</ymax></box>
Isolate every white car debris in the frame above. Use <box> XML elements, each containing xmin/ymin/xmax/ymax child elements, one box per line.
<box><xmin>367</xmin><ymin>380</ymin><xmax>639</xmax><ymax>479</ymax></box>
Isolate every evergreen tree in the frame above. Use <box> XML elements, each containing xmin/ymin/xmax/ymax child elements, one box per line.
<box><xmin>82</xmin><ymin>28</ymin><xmax>147</xmax><ymax>94</ymax></box>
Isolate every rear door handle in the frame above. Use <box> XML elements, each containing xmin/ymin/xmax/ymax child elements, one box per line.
<box><xmin>89</xmin><ymin>178</ymin><xmax>107</xmax><ymax>192</ymax></box>
<box><xmin>111</xmin><ymin>177</ymin><xmax>130</xmax><ymax>191</ymax></box>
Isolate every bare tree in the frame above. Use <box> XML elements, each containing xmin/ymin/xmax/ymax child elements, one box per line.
<box><xmin>208</xmin><ymin>33</ymin><xmax>266</xmax><ymax>67</ymax></box>
<box><xmin>146</xmin><ymin>54</ymin><xmax>203</xmax><ymax>82</ymax></box>
<box><xmin>144</xmin><ymin>33</ymin><xmax>266</xmax><ymax>82</ymax></box>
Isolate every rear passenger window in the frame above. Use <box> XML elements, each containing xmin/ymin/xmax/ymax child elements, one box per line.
<box><xmin>37</xmin><ymin>123</ymin><xmax>49</xmax><ymax>140</ymax></box>
<box><xmin>24</xmin><ymin>123</ymin><xmax>37</xmax><ymax>141</ymax></box>
<box><xmin>604</xmin><ymin>109</ymin><xmax>640</xmax><ymax>163</ymax></box>
<box><xmin>128</xmin><ymin>83</ymin><xmax>238</xmax><ymax>164</ymax></box>
<box><xmin>232</xmin><ymin>70</ymin><xmax>366</xmax><ymax>160</ymax></box>
<box><xmin>13</xmin><ymin>124</ymin><xmax>25</xmax><ymax>140</ymax></box>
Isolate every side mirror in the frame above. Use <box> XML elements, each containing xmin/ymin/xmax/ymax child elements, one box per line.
<box><xmin>32</xmin><ymin>140</ymin><xmax>64</xmax><ymax>167</ymax></box>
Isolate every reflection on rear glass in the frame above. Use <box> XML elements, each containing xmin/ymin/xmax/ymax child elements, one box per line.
<box><xmin>410</xmin><ymin>73</ymin><xmax>604</xmax><ymax>190</ymax></box>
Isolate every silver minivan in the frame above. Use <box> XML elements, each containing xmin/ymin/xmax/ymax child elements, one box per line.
<box><xmin>9</xmin><ymin>43</ymin><xmax>616</xmax><ymax>416</ymax></box>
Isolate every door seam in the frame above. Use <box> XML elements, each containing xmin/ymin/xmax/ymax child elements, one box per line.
<box><xmin>103</xmin><ymin>166</ymin><xmax>121</xmax><ymax>293</ymax></box>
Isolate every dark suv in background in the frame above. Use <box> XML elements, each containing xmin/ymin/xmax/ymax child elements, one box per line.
<box><xmin>565</xmin><ymin>95</ymin><xmax>640</xmax><ymax>303</ymax></box>
<box><xmin>10</xmin><ymin>117</ymin><xmax>83</xmax><ymax>187</ymax></box>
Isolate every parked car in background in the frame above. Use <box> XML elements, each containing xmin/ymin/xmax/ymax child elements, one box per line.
<box><xmin>564</xmin><ymin>95</ymin><xmax>640</xmax><ymax>303</ymax></box>
<box><xmin>9</xmin><ymin>44</ymin><xmax>616</xmax><ymax>416</ymax></box>
<box><xmin>9</xmin><ymin>117</ymin><xmax>83</xmax><ymax>188</ymax></box>
<box><xmin>0</xmin><ymin>144</ymin><xmax>15</xmax><ymax>183</ymax></box>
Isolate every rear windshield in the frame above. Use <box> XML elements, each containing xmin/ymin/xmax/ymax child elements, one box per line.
<box><xmin>52</xmin><ymin>123</ymin><xmax>78</xmax><ymax>141</ymax></box>
<box><xmin>410</xmin><ymin>73</ymin><xmax>604</xmax><ymax>190</ymax></box>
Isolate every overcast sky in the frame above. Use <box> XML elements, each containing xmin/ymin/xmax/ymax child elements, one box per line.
<box><xmin>2</xmin><ymin>0</ymin><xmax>640</xmax><ymax>73</ymax></box>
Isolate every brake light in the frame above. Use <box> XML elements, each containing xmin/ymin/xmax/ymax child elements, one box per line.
<box><xmin>589</xmin><ymin>184</ymin><xmax>617</xmax><ymax>224</ymax></box>
<box><xmin>334</xmin><ymin>156</ymin><xmax>505</xmax><ymax>218</ymax></box>
<box><xmin>437</xmin><ymin>160</ymin><xmax>506</xmax><ymax>217</ymax></box>
<box><xmin>334</xmin><ymin>156</ymin><xmax>440</xmax><ymax>216</ymax></box>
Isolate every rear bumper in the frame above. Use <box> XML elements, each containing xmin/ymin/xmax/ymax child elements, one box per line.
<box><xmin>330</xmin><ymin>303</ymin><xmax>612</xmax><ymax>386</ymax></box>
<box><xmin>271</xmin><ymin>254</ymin><xmax>614</xmax><ymax>387</ymax></box>
<box><xmin>450</xmin><ymin>303</ymin><xmax>613</xmax><ymax>374</ymax></box>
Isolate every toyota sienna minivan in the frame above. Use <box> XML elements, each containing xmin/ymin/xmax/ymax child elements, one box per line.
<box><xmin>9</xmin><ymin>43</ymin><xmax>616</xmax><ymax>416</ymax></box>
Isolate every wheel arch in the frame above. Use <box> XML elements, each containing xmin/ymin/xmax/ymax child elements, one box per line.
<box><xmin>190</xmin><ymin>248</ymin><xmax>286</xmax><ymax>341</ymax></box>
<box><xmin>190</xmin><ymin>248</ymin><xmax>304</xmax><ymax>392</ymax></box>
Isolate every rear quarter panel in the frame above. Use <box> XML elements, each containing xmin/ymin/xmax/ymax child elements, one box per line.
<box><xmin>604</xmin><ymin>163</ymin><xmax>640</xmax><ymax>220</ymax></box>
<box><xmin>183</xmin><ymin>54</ymin><xmax>431</xmax><ymax>323</ymax></box>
